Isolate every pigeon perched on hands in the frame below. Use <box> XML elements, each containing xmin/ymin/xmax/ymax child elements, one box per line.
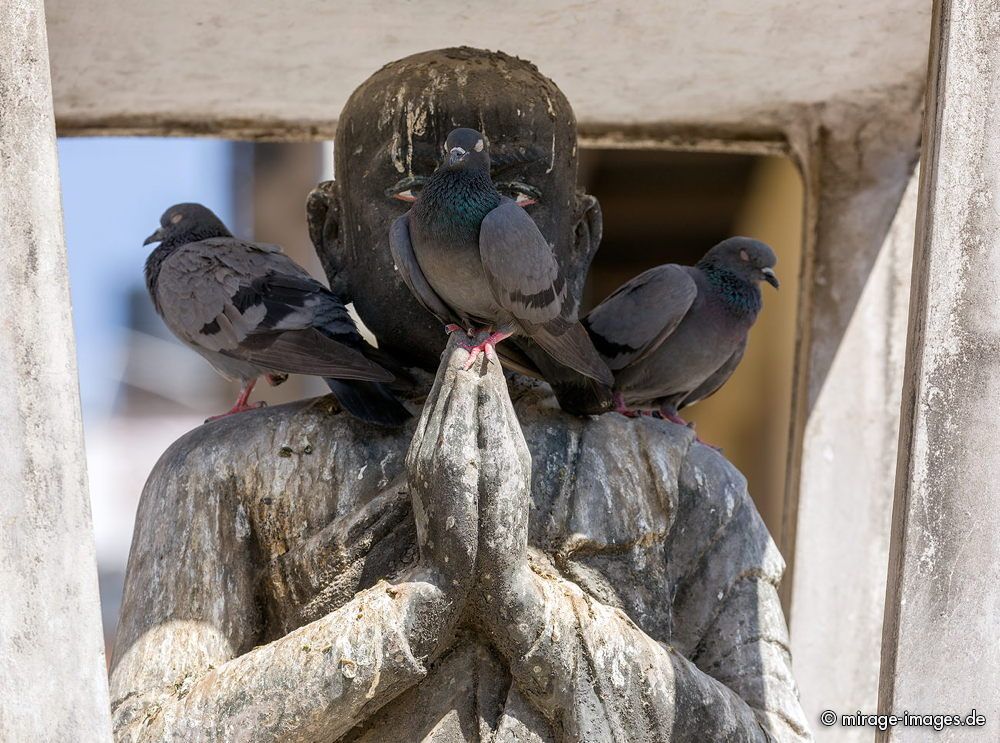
<box><xmin>143</xmin><ymin>203</ymin><xmax>410</xmax><ymax>426</ymax></box>
<box><xmin>583</xmin><ymin>237</ymin><xmax>779</xmax><ymax>429</ymax></box>
<box><xmin>389</xmin><ymin>128</ymin><xmax>613</xmax><ymax>386</ymax></box>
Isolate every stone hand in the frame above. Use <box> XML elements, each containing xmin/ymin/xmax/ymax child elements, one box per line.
<box><xmin>423</xmin><ymin>345</ymin><xmax>776</xmax><ymax>741</ymax></box>
<box><xmin>466</xmin><ymin>349</ymin><xmax>534</xmax><ymax>598</ymax></box>
<box><xmin>414</xmin><ymin>338</ymin><xmax>540</xmax><ymax>647</ymax></box>
<box><xmin>409</xmin><ymin>334</ymin><xmax>535</xmax><ymax>621</ymax></box>
<box><xmin>404</xmin><ymin>337</ymin><xmax>484</xmax><ymax>611</ymax></box>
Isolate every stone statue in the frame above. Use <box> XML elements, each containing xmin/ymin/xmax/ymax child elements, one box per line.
<box><xmin>109</xmin><ymin>48</ymin><xmax>811</xmax><ymax>742</ymax></box>
<box><xmin>306</xmin><ymin>47</ymin><xmax>607</xmax><ymax>414</ymax></box>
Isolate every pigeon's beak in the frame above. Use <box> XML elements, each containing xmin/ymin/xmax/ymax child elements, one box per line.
<box><xmin>761</xmin><ymin>267</ymin><xmax>780</xmax><ymax>289</ymax></box>
<box><xmin>447</xmin><ymin>147</ymin><xmax>468</xmax><ymax>167</ymax></box>
<box><xmin>143</xmin><ymin>228</ymin><xmax>165</xmax><ymax>246</ymax></box>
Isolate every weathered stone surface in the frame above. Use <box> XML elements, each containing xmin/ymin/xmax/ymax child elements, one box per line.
<box><xmin>44</xmin><ymin>1</ymin><xmax>930</xmax><ymax>139</ymax></box>
<box><xmin>879</xmin><ymin>1</ymin><xmax>1000</xmax><ymax>739</ymax></box>
<box><xmin>111</xmin><ymin>336</ymin><xmax>810</xmax><ymax>741</ymax></box>
<box><xmin>788</xmin><ymin>167</ymin><xmax>919</xmax><ymax>738</ymax></box>
<box><xmin>0</xmin><ymin>1</ymin><xmax>111</xmax><ymax>740</ymax></box>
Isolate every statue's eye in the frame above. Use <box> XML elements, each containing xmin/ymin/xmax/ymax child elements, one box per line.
<box><xmin>498</xmin><ymin>181</ymin><xmax>541</xmax><ymax>208</ymax></box>
<box><xmin>386</xmin><ymin>176</ymin><xmax>428</xmax><ymax>203</ymax></box>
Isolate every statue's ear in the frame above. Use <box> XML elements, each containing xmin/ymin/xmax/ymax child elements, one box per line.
<box><xmin>574</xmin><ymin>192</ymin><xmax>603</xmax><ymax>265</ymax></box>
<box><xmin>558</xmin><ymin>192</ymin><xmax>604</xmax><ymax>317</ymax></box>
<box><xmin>306</xmin><ymin>180</ymin><xmax>350</xmax><ymax>299</ymax></box>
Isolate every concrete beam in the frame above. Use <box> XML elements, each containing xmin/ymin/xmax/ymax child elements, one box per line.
<box><xmin>879</xmin><ymin>0</ymin><xmax>1000</xmax><ymax>739</ymax></box>
<box><xmin>44</xmin><ymin>0</ymin><xmax>930</xmax><ymax>140</ymax></box>
<box><xmin>0</xmin><ymin>1</ymin><xmax>113</xmax><ymax>739</ymax></box>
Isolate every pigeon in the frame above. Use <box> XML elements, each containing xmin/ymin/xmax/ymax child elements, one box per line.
<box><xmin>143</xmin><ymin>203</ymin><xmax>411</xmax><ymax>426</ymax></box>
<box><xmin>582</xmin><ymin>237</ymin><xmax>779</xmax><ymax>425</ymax></box>
<box><xmin>389</xmin><ymin>128</ymin><xmax>613</xmax><ymax>386</ymax></box>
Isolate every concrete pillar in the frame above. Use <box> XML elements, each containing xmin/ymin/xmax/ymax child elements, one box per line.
<box><xmin>0</xmin><ymin>1</ymin><xmax>113</xmax><ymax>740</ymax></box>
<box><xmin>789</xmin><ymin>165</ymin><xmax>918</xmax><ymax>741</ymax></box>
<box><xmin>781</xmin><ymin>98</ymin><xmax>922</xmax><ymax>738</ymax></box>
<box><xmin>879</xmin><ymin>0</ymin><xmax>1000</xmax><ymax>739</ymax></box>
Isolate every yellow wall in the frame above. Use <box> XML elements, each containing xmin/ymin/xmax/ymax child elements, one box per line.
<box><xmin>685</xmin><ymin>156</ymin><xmax>803</xmax><ymax>545</ymax></box>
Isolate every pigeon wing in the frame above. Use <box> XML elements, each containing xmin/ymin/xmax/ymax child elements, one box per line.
<box><xmin>583</xmin><ymin>264</ymin><xmax>697</xmax><ymax>371</ymax></box>
<box><xmin>676</xmin><ymin>337</ymin><xmax>747</xmax><ymax>410</ymax></box>
<box><xmin>389</xmin><ymin>214</ymin><xmax>457</xmax><ymax>324</ymax></box>
<box><xmin>156</xmin><ymin>238</ymin><xmax>391</xmax><ymax>382</ymax></box>
<box><xmin>480</xmin><ymin>201</ymin><xmax>612</xmax><ymax>385</ymax></box>
<box><xmin>479</xmin><ymin>200</ymin><xmax>566</xmax><ymax>326</ymax></box>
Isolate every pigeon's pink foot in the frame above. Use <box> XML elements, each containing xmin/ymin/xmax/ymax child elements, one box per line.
<box><xmin>461</xmin><ymin>330</ymin><xmax>513</xmax><ymax>370</ymax></box>
<box><xmin>660</xmin><ymin>410</ymin><xmax>690</xmax><ymax>427</ymax></box>
<box><xmin>656</xmin><ymin>406</ymin><xmax>721</xmax><ymax>451</ymax></box>
<box><xmin>612</xmin><ymin>392</ymin><xmax>640</xmax><ymax>418</ymax></box>
<box><xmin>205</xmin><ymin>401</ymin><xmax>266</xmax><ymax>422</ymax></box>
<box><xmin>206</xmin><ymin>379</ymin><xmax>265</xmax><ymax>422</ymax></box>
<box><xmin>445</xmin><ymin>323</ymin><xmax>468</xmax><ymax>336</ymax></box>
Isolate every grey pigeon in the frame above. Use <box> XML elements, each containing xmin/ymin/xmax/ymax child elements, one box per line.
<box><xmin>389</xmin><ymin>128</ymin><xmax>613</xmax><ymax>385</ymax></box>
<box><xmin>583</xmin><ymin>237</ymin><xmax>779</xmax><ymax>426</ymax></box>
<box><xmin>143</xmin><ymin>203</ymin><xmax>410</xmax><ymax>426</ymax></box>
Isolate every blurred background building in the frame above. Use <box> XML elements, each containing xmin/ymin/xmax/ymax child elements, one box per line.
<box><xmin>58</xmin><ymin>139</ymin><xmax>802</xmax><ymax>654</ymax></box>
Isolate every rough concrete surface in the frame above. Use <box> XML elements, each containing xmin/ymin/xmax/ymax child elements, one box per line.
<box><xmin>0</xmin><ymin>0</ymin><xmax>112</xmax><ymax>740</ymax></box>
<box><xmin>44</xmin><ymin>1</ymin><xmax>930</xmax><ymax>139</ymax></box>
<box><xmin>879</xmin><ymin>0</ymin><xmax>1000</xmax><ymax>740</ymax></box>
<box><xmin>789</xmin><ymin>169</ymin><xmax>919</xmax><ymax>741</ymax></box>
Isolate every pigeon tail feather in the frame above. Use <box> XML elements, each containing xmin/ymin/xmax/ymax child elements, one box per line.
<box><xmin>548</xmin><ymin>378</ymin><xmax>615</xmax><ymax>415</ymax></box>
<box><xmin>325</xmin><ymin>379</ymin><xmax>412</xmax><ymax>427</ymax></box>
<box><xmin>233</xmin><ymin>328</ymin><xmax>394</xmax><ymax>382</ymax></box>
<box><xmin>529</xmin><ymin>322</ymin><xmax>614</xmax><ymax>386</ymax></box>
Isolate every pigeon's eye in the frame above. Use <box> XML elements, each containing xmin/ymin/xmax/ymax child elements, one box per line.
<box><xmin>387</xmin><ymin>176</ymin><xmax>428</xmax><ymax>203</ymax></box>
<box><xmin>498</xmin><ymin>181</ymin><xmax>541</xmax><ymax>208</ymax></box>
<box><xmin>170</xmin><ymin>213</ymin><xmax>184</xmax><ymax>224</ymax></box>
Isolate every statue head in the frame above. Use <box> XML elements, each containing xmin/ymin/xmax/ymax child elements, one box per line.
<box><xmin>308</xmin><ymin>47</ymin><xmax>603</xmax><ymax>370</ymax></box>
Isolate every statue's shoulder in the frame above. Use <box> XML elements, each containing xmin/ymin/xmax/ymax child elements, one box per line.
<box><xmin>669</xmin><ymin>440</ymin><xmax>783</xmax><ymax>581</ymax></box>
<box><xmin>512</xmin><ymin>380</ymin><xmax>779</xmax><ymax>578</ymax></box>
<box><xmin>513</xmin><ymin>381</ymin><xmax>694</xmax><ymax>551</ymax></box>
<box><xmin>140</xmin><ymin>398</ymin><xmax>414</xmax><ymax>518</ymax></box>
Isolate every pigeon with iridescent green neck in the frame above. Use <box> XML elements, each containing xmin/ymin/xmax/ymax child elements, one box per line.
<box><xmin>389</xmin><ymin>127</ymin><xmax>612</xmax><ymax>386</ymax></box>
